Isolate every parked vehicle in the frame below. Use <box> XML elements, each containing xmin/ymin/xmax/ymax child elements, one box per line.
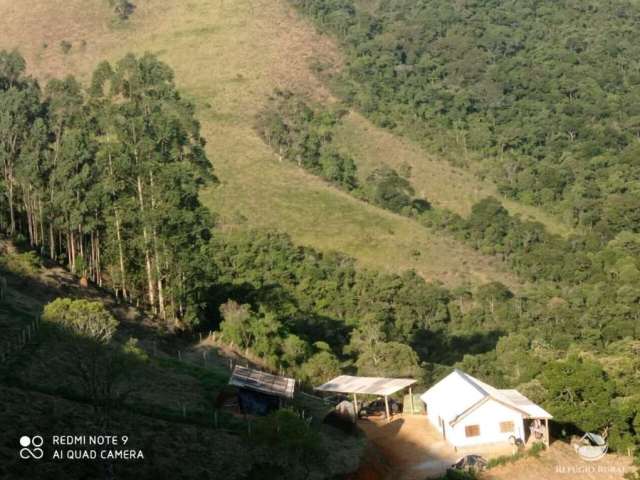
<box><xmin>451</xmin><ymin>454</ymin><xmax>488</xmax><ymax>471</ymax></box>
<box><xmin>359</xmin><ymin>398</ymin><xmax>401</xmax><ymax>417</ymax></box>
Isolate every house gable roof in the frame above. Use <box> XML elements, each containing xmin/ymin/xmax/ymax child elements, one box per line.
<box><xmin>420</xmin><ymin>369</ymin><xmax>552</xmax><ymax>426</ymax></box>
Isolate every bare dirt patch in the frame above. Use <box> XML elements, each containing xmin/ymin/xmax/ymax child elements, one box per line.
<box><xmin>355</xmin><ymin>415</ymin><xmax>458</xmax><ymax>480</ymax></box>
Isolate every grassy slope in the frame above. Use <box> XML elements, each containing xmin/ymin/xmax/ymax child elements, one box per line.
<box><xmin>0</xmin><ymin>252</ymin><xmax>227</xmax><ymax>415</ymax></box>
<box><xmin>0</xmin><ymin>251</ymin><xmax>363</xmax><ymax>479</ymax></box>
<box><xmin>334</xmin><ymin>112</ymin><xmax>574</xmax><ymax>237</ymax></box>
<box><xmin>0</xmin><ymin>0</ymin><xmax>527</xmax><ymax>287</ymax></box>
<box><xmin>0</xmin><ymin>255</ymin><xmax>233</xmax><ymax>478</ymax></box>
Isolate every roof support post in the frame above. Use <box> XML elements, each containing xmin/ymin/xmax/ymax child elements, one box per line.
<box><xmin>409</xmin><ymin>386</ymin><xmax>414</xmax><ymax>415</ymax></box>
<box><xmin>384</xmin><ymin>395</ymin><xmax>390</xmax><ymax>421</ymax></box>
<box><xmin>545</xmin><ymin>418</ymin><xmax>550</xmax><ymax>448</ymax></box>
<box><xmin>352</xmin><ymin>393</ymin><xmax>358</xmax><ymax>424</ymax></box>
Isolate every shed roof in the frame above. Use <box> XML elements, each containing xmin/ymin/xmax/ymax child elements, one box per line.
<box><xmin>315</xmin><ymin>375</ymin><xmax>417</xmax><ymax>396</ymax></box>
<box><xmin>229</xmin><ymin>365</ymin><xmax>295</xmax><ymax>399</ymax></box>
<box><xmin>496</xmin><ymin>389</ymin><xmax>553</xmax><ymax>419</ymax></box>
<box><xmin>420</xmin><ymin>369</ymin><xmax>552</xmax><ymax>425</ymax></box>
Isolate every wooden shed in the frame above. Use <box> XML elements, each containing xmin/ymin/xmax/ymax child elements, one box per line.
<box><xmin>228</xmin><ymin>365</ymin><xmax>295</xmax><ymax>416</ymax></box>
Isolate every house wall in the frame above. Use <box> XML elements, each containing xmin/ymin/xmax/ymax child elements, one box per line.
<box><xmin>426</xmin><ymin>409</ymin><xmax>455</xmax><ymax>442</ymax></box>
<box><xmin>448</xmin><ymin>399</ymin><xmax>525</xmax><ymax>447</ymax></box>
<box><xmin>422</xmin><ymin>372</ymin><xmax>485</xmax><ymax>428</ymax></box>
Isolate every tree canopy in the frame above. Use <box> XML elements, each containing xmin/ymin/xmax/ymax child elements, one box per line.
<box><xmin>292</xmin><ymin>0</ymin><xmax>640</xmax><ymax>236</ymax></box>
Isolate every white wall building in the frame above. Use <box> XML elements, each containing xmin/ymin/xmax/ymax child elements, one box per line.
<box><xmin>420</xmin><ymin>369</ymin><xmax>552</xmax><ymax>449</ymax></box>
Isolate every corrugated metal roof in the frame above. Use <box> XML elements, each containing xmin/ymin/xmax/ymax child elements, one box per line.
<box><xmin>229</xmin><ymin>365</ymin><xmax>295</xmax><ymax>399</ymax></box>
<box><xmin>314</xmin><ymin>375</ymin><xmax>417</xmax><ymax>396</ymax></box>
<box><xmin>497</xmin><ymin>389</ymin><xmax>553</xmax><ymax>419</ymax></box>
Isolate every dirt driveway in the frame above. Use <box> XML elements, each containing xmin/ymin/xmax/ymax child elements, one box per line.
<box><xmin>355</xmin><ymin>415</ymin><xmax>458</xmax><ymax>480</ymax></box>
<box><xmin>353</xmin><ymin>415</ymin><xmax>635</xmax><ymax>480</ymax></box>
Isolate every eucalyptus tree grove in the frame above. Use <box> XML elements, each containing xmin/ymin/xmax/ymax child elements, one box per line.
<box><xmin>0</xmin><ymin>50</ymin><xmax>215</xmax><ymax>326</ymax></box>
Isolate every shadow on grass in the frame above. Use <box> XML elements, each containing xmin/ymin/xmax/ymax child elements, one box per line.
<box><xmin>412</xmin><ymin>328</ymin><xmax>504</xmax><ymax>366</ymax></box>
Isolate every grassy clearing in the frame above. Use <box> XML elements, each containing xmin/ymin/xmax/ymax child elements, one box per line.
<box><xmin>334</xmin><ymin>112</ymin><xmax>574</xmax><ymax>237</ymax></box>
<box><xmin>0</xmin><ymin>0</ymin><xmax>520</xmax><ymax>286</ymax></box>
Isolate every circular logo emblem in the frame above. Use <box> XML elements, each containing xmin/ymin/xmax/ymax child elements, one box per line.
<box><xmin>574</xmin><ymin>433</ymin><xmax>608</xmax><ymax>462</ymax></box>
<box><xmin>19</xmin><ymin>435</ymin><xmax>44</xmax><ymax>460</ymax></box>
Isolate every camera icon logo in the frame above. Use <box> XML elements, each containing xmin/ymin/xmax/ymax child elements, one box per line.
<box><xmin>19</xmin><ymin>435</ymin><xmax>44</xmax><ymax>460</ymax></box>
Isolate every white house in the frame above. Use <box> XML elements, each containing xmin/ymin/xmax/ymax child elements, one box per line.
<box><xmin>420</xmin><ymin>369</ymin><xmax>552</xmax><ymax>449</ymax></box>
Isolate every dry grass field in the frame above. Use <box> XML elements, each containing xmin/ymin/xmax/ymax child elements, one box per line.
<box><xmin>0</xmin><ymin>0</ymin><xmax>531</xmax><ymax>286</ymax></box>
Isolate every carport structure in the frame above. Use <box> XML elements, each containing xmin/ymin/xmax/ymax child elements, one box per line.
<box><xmin>315</xmin><ymin>375</ymin><xmax>417</xmax><ymax>420</ymax></box>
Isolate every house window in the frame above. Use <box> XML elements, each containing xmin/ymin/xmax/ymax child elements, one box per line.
<box><xmin>465</xmin><ymin>425</ymin><xmax>481</xmax><ymax>437</ymax></box>
<box><xmin>500</xmin><ymin>421</ymin><xmax>515</xmax><ymax>433</ymax></box>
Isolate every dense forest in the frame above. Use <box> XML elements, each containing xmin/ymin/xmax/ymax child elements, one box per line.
<box><xmin>291</xmin><ymin>0</ymin><xmax>640</xmax><ymax>238</ymax></box>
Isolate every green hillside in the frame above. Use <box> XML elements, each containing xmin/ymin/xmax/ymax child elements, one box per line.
<box><xmin>0</xmin><ymin>0</ymin><xmax>523</xmax><ymax>287</ymax></box>
<box><xmin>2</xmin><ymin>0</ymin><xmax>640</xmax><ymax>477</ymax></box>
<box><xmin>292</xmin><ymin>0</ymin><xmax>640</xmax><ymax>237</ymax></box>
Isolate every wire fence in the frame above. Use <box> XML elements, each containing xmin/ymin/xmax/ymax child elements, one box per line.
<box><xmin>0</xmin><ymin>314</ymin><xmax>40</xmax><ymax>364</ymax></box>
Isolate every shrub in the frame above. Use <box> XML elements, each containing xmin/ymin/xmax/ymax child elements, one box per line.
<box><xmin>252</xmin><ymin>409</ymin><xmax>326</xmax><ymax>480</ymax></box>
<box><xmin>219</xmin><ymin>300</ymin><xmax>254</xmax><ymax>348</ymax></box>
<box><xmin>363</xmin><ymin>166</ymin><xmax>415</xmax><ymax>213</ymax></box>
<box><xmin>59</xmin><ymin>40</ymin><xmax>72</xmax><ymax>54</ymax></box>
<box><xmin>43</xmin><ymin>298</ymin><xmax>118</xmax><ymax>343</ymax></box>
<box><xmin>0</xmin><ymin>251</ymin><xmax>41</xmax><ymax>276</ymax></box>
<box><xmin>109</xmin><ymin>0</ymin><xmax>135</xmax><ymax>20</ymax></box>
<box><xmin>529</xmin><ymin>441</ymin><xmax>546</xmax><ymax>457</ymax></box>
<box><xmin>300</xmin><ymin>351</ymin><xmax>341</xmax><ymax>385</ymax></box>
